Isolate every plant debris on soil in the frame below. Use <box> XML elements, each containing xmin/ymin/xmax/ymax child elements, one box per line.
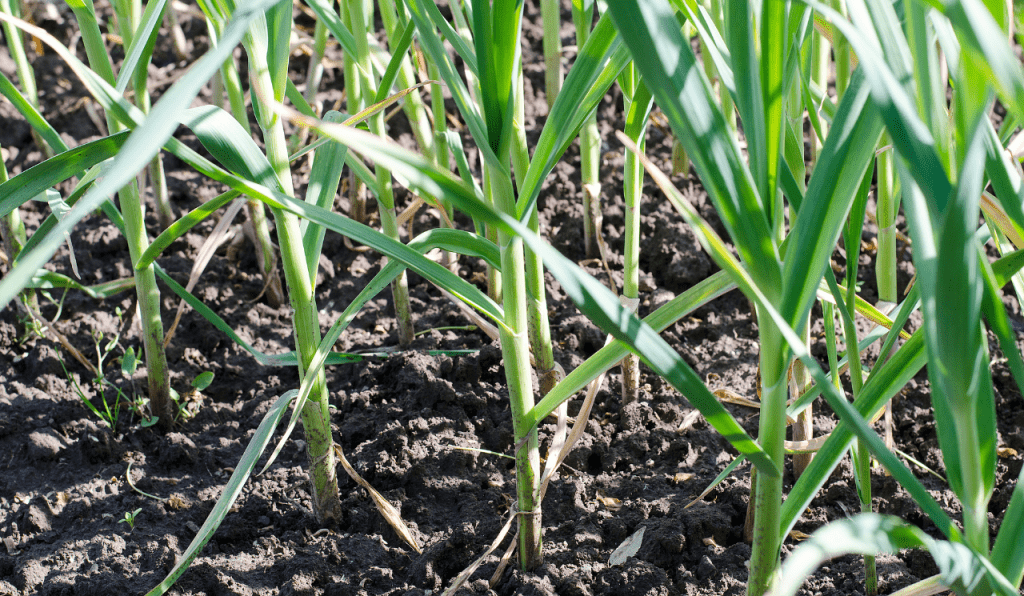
<box><xmin>2</xmin><ymin>3</ymin><xmax>1024</xmax><ymax>596</ymax></box>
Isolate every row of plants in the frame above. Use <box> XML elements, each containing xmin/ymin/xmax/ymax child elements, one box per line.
<box><xmin>3</xmin><ymin>0</ymin><xmax>1024</xmax><ymax>594</ymax></box>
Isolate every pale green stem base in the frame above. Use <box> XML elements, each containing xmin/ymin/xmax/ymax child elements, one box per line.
<box><xmin>622</xmin><ymin>133</ymin><xmax>643</xmax><ymax>404</ymax></box>
<box><xmin>525</xmin><ymin>208</ymin><xmax>558</xmax><ymax>395</ymax></box>
<box><xmin>491</xmin><ymin>166</ymin><xmax>542</xmax><ymax>571</ymax></box>
<box><xmin>120</xmin><ymin>182</ymin><xmax>172</xmax><ymax>430</ymax></box>
<box><xmin>540</xmin><ymin>0</ymin><xmax>562</xmax><ymax>109</ymax></box>
<box><xmin>581</xmin><ymin>113</ymin><xmax>601</xmax><ymax>259</ymax></box>
<box><xmin>790</xmin><ymin>360</ymin><xmax>814</xmax><ymax>478</ymax></box>
<box><xmin>245</xmin><ymin>28</ymin><xmax>342</xmax><ymax>523</ymax></box>
<box><xmin>369</xmin><ymin>111</ymin><xmax>415</xmax><ymax>346</ymax></box>
<box><xmin>748</xmin><ymin>320</ymin><xmax>787</xmax><ymax>596</ymax></box>
<box><xmin>274</xmin><ymin>206</ymin><xmax>342</xmax><ymax>523</ymax></box>
<box><xmin>216</xmin><ymin>34</ymin><xmax>283</xmax><ymax>307</ymax></box>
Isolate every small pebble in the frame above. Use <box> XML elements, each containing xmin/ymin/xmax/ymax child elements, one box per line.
<box><xmin>696</xmin><ymin>555</ymin><xmax>716</xmax><ymax>580</ymax></box>
<box><xmin>26</xmin><ymin>505</ymin><xmax>52</xmax><ymax>533</ymax></box>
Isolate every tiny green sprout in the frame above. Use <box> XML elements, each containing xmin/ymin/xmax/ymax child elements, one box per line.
<box><xmin>121</xmin><ymin>347</ymin><xmax>138</xmax><ymax>377</ymax></box>
<box><xmin>192</xmin><ymin>371</ymin><xmax>214</xmax><ymax>391</ymax></box>
<box><xmin>118</xmin><ymin>508</ymin><xmax>142</xmax><ymax>530</ymax></box>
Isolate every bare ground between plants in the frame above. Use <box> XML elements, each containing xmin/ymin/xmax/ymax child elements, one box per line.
<box><xmin>3</xmin><ymin>5</ymin><xmax>1024</xmax><ymax>596</ymax></box>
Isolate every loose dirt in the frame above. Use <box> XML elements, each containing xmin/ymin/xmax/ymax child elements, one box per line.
<box><xmin>2</xmin><ymin>3</ymin><xmax>1023</xmax><ymax>596</ymax></box>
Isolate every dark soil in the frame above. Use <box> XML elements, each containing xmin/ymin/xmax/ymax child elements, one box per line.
<box><xmin>2</xmin><ymin>3</ymin><xmax>1024</xmax><ymax>596</ymax></box>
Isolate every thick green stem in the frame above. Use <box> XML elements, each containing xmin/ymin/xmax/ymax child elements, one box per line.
<box><xmin>806</xmin><ymin>28</ymin><xmax>831</xmax><ymax>171</ymax></box>
<box><xmin>831</xmin><ymin>0</ymin><xmax>851</xmax><ymax>98</ymax></box>
<box><xmin>0</xmin><ymin>0</ymin><xmax>50</xmax><ymax>157</ymax></box>
<box><xmin>708</xmin><ymin>0</ymin><xmax>736</xmax><ymax>132</ymax></box>
<box><xmin>0</xmin><ymin>158</ymin><xmax>25</xmax><ymax>253</ymax></box>
<box><xmin>148</xmin><ymin>154</ymin><xmax>173</xmax><ymax>229</ymax></box>
<box><xmin>573</xmin><ymin>6</ymin><xmax>601</xmax><ymax>259</ymax></box>
<box><xmin>0</xmin><ymin>209</ymin><xmax>25</xmax><ymax>262</ymax></box>
<box><xmin>430</xmin><ymin>60</ymin><xmax>449</xmax><ymax>172</ymax></box>
<box><xmin>113</xmin><ymin>0</ymin><xmax>174</xmax><ymax>230</ymax></box>
<box><xmin>956</xmin><ymin>402</ymin><xmax>991</xmax><ymax>555</ymax></box>
<box><xmin>839</xmin><ymin>271</ymin><xmax>876</xmax><ymax>595</ymax></box>
<box><xmin>351</xmin><ymin>0</ymin><xmax>414</xmax><ymax>346</ymax></box>
<box><xmin>429</xmin><ymin>59</ymin><xmax>452</xmax><ymax>227</ymax></box>
<box><xmin>510</xmin><ymin>66</ymin><xmax>557</xmax><ymax>394</ymax></box>
<box><xmin>875</xmin><ymin>142</ymin><xmax>899</xmax><ymax>306</ymax></box>
<box><xmin>540</xmin><ymin>0</ymin><xmax>562</xmax><ymax>109</ymax></box>
<box><xmin>875</xmin><ymin>140</ymin><xmax>898</xmax><ymax>461</ymax></box>
<box><xmin>275</xmin><ymin>204</ymin><xmax>341</xmax><ymax>522</ymax></box>
<box><xmin>342</xmin><ymin>0</ymin><xmax>366</xmax><ymax>226</ymax></box>
<box><xmin>790</xmin><ymin>330</ymin><xmax>814</xmax><ymax>478</ymax></box>
<box><xmin>245</xmin><ymin>28</ymin><xmax>341</xmax><ymax>524</ymax></box>
<box><xmin>378</xmin><ymin>0</ymin><xmax>435</xmax><ymax>161</ymax></box>
<box><xmin>490</xmin><ymin>164</ymin><xmax>542</xmax><ymax>570</ymax></box>
<box><xmin>212</xmin><ymin>17</ymin><xmax>284</xmax><ymax>307</ymax></box>
<box><xmin>219</xmin><ymin>51</ymin><xmax>249</xmax><ymax>129</ymax></box>
<box><xmin>121</xmin><ymin>183</ymin><xmax>172</xmax><ymax>430</ymax></box>
<box><xmin>288</xmin><ymin>15</ymin><xmax>327</xmax><ymax>155</ymax></box>
<box><xmin>483</xmin><ymin>170</ymin><xmax>502</xmax><ymax>302</ymax></box>
<box><xmin>748</xmin><ymin>319</ymin><xmax>787</xmax><ymax>596</ymax></box>
<box><xmin>69</xmin><ymin>0</ymin><xmax>171</xmax><ymax>427</ymax></box>
<box><xmin>0</xmin><ymin>148</ymin><xmax>38</xmax><ymax>315</ymax></box>
<box><xmin>525</xmin><ymin>206</ymin><xmax>558</xmax><ymax>394</ymax></box>
<box><xmin>580</xmin><ymin>112</ymin><xmax>601</xmax><ymax>259</ymax></box>
<box><xmin>809</xmin><ymin>26</ymin><xmax>830</xmax><ymax>169</ymax></box>
<box><xmin>621</xmin><ymin>119</ymin><xmax>644</xmax><ymax>404</ymax></box>
<box><xmin>305</xmin><ymin>17</ymin><xmax>328</xmax><ymax>109</ymax></box>
<box><xmin>373</xmin><ymin>113</ymin><xmax>415</xmax><ymax>346</ymax></box>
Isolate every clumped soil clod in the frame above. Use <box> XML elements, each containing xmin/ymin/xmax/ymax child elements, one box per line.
<box><xmin>2</xmin><ymin>3</ymin><xmax>1023</xmax><ymax>596</ymax></box>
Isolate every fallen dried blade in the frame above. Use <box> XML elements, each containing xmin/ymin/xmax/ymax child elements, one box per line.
<box><xmin>334</xmin><ymin>444</ymin><xmax>422</xmax><ymax>554</ymax></box>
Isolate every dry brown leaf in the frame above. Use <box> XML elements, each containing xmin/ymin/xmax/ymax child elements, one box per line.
<box><xmin>167</xmin><ymin>494</ymin><xmax>189</xmax><ymax>510</ymax></box>
<box><xmin>443</xmin><ymin>511</ymin><xmax>516</xmax><ymax>596</ymax></box>
<box><xmin>609</xmin><ymin>527</ymin><xmax>645</xmax><ymax>566</ymax></box>
<box><xmin>596</xmin><ymin>490</ymin><xmax>622</xmax><ymax>511</ymax></box>
<box><xmin>335</xmin><ymin>445</ymin><xmax>422</xmax><ymax>554</ymax></box>
<box><xmin>164</xmin><ymin>199</ymin><xmax>245</xmax><ymax>347</ymax></box>
<box><xmin>788</xmin><ymin>530</ymin><xmax>811</xmax><ymax>541</ymax></box>
<box><xmin>489</xmin><ymin>531</ymin><xmax>518</xmax><ymax>588</ymax></box>
<box><xmin>785</xmin><ymin>433</ymin><xmax>831</xmax><ymax>454</ymax></box>
<box><xmin>998</xmin><ymin>446</ymin><xmax>1018</xmax><ymax>458</ymax></box>
<box><xmin>677</xmin><ymin>409</ymin><xmax>702</xmax><ymax>432</ymax></box>
<box><xmin>713</xmin><ymin>388</ymin><xmax>761</xmax><ymax>409</ymax></box>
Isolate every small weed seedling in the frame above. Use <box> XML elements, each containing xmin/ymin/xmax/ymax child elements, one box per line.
<box><xmin>170</xmin><ymin>371</ymin><xmax>213</xmax><ymax>423</ymax></box>
<box><xmin>118</xmin><ymin>508</ymin><xmax>142</xmax><ymax>531</ymax></box>
<box><xmin>61</xmin><ymin>308</ymin><xmax>161</xmax><ymax>429</ymax></box>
